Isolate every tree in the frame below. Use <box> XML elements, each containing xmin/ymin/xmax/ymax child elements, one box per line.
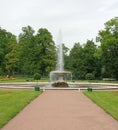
<box><xmin>18</xmin><ymin>26</ymin><xmax>56</xmax><ymax>77</ymax></box>
<box><xmin>69</xmin><ymin>40</ymin><xmax>100</xmax><ymax>80</ymax></box>
<box><xmin>97</xmin><ymin>17</ymin><xmax>118</xmax><ymax>79</ymax></box>
<box><xmin>63</xmin><ymin>44</ymin><xmax>70</xmax><ymax>71</ymax></box>
<box><xmin>35</xmin><ymin>28</ymin><xmax>56</xmax><ymax>77</ymax></box>
<box><xmin>83</xmin><ymin>40</ymin><xmax>98</xmax><ymax>78</ymax></box>
<box><xmin>69</xmin><ymin>42</ymin><xmax>86</xmax><ymax>79</ymax></box>
<box><xmin>0</xmin><ymin>27</ymin><xmax>17</xmax><ymax>75</ymax></box>
<box><xmin>18</xmin><ymin>26</ymin><xmax>36</xmax><ymax>75</ymax></box>
<box><xmin>93</xmin><ymin>46</ymin><xmax>102</xmax><ymax>79</ymax></box>
<box><xmin>5</xmin><ymin>43</ymin><xmax>20</xmax><ymax>76</ymax></box>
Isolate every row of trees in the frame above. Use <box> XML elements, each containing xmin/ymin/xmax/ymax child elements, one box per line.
<box><xmin>0</xmin><ymin>26</ymin><xmax>56</xmax><ymax>77</ymax></box>
<box><xmin>65</xmin><ymin>17</ymin><xmax>118</xmax><ymax>79</ymax></box>
<box><xmin>0</xmin><ymin>17</ymin><xmax>118</xmax><ymax>79</ymax></box>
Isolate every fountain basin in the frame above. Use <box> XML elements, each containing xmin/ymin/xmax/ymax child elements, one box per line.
<box><xmin>50</xmin><ymin>70</ymin><xmax>71</xmax><ymax>81</ymax></box>
<box><xmin>52</xmin><ymin>81</ymin><xmax>68</xmax><ymax>87</ymax></box>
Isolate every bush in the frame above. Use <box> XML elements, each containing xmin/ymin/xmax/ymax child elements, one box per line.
<box><xmin>34</xmin><ymin>73</ymin><xmax>41</xmax><ymax>80</ymax></box>
<box><xmin>85</xmin><ymin>73</ymin><xmax>95</xmax><ymax>80</ymax></box>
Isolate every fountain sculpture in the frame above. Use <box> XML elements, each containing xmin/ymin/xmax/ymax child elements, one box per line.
<box><xmin>50</xmin><ymin>31</ymin><xmax>71</xmax><ymax>87</ymax></box>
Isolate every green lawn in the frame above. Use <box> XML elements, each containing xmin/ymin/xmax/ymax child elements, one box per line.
<box><xmin>0</xmin><ymin>90</ymin><xmax>42</xmax><ymax>128</ymax></box>
<box><xmin>83</xmin><ymin>91</ymin><xmax>118</xmax><ymax>120</ymax></box>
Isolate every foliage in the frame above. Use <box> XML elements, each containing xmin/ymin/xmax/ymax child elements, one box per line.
<box><xmin>83</xmin><ymin>40</ymin><xmax>99</xmax><ymax>77</ymax></box>
<box><xmin>18</xmin><ymin>26</ymin><xmax>56</xmax><ymax>76</ymax></box>
<box><xmin>18</xmin><ymin>26</ymin><xmax>37</xmax><ymax>75</ymax></box>
<box><xmin>63</xmin><ymin>44</ymin><xmax>70</xmax><ymax>70</ymax></box>
<box><xmin>97</xmin><ymin>17</ymin><xmax>118</xmax><ymax>79</ymax></box>
<box><xmin>84</xmin><ymin>91</ymin><xmax>118</xmax><ymax>120</ymax></box>
<box><xmin>69</xmin><ymin>41</ymin><xmax>100</xmax><ymax>79</ymax></box>
<box><xmin>0</xmin><ymin>27</ymin><xmax>17</xmax><ymax>75</ymax></box>
<box><xmin>34</xmin><ymin>73</ymin><xmax>41</xmax><ymax>80</ymax></box>
<box><xmin>85</xmin><ymin>73</ymin><xmax>95</xmax><ymax>80</ymax></box>
<box><xmin>5</xmin><ymin>43</ymin><xmax>20</xmax><ymax>76</ymax></box>
<box><xmin>35</xmin><ymin>28</ymin><xmax>56</xmax><ymax>76</ymax></box>
<box><xmin>0</xmin><ymin>17</ymin><xmax>118</xmax><ymax>80</ymax></box>
<box><xmin>0</xmin><ymin>90</ymin><xmax>41</xmax><ymax>128</ymax></box>
<box><xmin>69</xmin><ymin>42</ymin><xmax>85</xmax><ymax>79</ymax></box>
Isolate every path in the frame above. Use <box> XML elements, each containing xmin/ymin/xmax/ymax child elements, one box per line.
<box><xmin>1</xmin><ymin>90</ymin><xmax>118</xmax><ymax>130</ymax></box>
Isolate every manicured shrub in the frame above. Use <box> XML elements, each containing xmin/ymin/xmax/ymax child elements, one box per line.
<box><xmin>34</xmin><ymin>73</ymin><xmax>41</xmax><ymax>80</ymax></box>
<box><xmin>85</xmin><ymin>73</ymin><xmax>95</xmax><ymax>80</ymax></box>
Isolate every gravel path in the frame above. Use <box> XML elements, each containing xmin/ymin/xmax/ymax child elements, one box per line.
<box><xmin>1</xmin><ymin>90</ymin><xmax>118</xmax><ymax>130</ymax></box>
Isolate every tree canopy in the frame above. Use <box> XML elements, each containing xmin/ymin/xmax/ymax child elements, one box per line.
<box><xmin>0</xmin><ymin>17</ymin><xmax>118</xmax><ymax>80</ymax></box>
<box><xmin>97</xmin><ymin>17</ymin><xmax>118</xmax><ymax>78</ymax></box>
<box><xmin>0</xmin><ymin>26</ymin><xmax>56</xmax><ymax>77</ymax></box>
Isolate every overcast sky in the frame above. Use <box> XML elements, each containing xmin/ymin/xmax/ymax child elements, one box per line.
<box><xmin>0</xmin><ymin>0</ymin><xmax>118</xmax><ymax>48</ymax></box>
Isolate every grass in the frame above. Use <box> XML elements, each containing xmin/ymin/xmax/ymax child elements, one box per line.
<box><xmin>83</xmin><ymin>91</ymin><xmax>118</xmax><ymax>120</ymax></box>
<box><xmin>0</xmin><ymin>90</ymin><xmax>42</xmax><ymax>128</ymax></box>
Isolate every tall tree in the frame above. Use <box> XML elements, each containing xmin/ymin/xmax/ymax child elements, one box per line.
<box><xmin>97</xmin><ymin>17</ymin><xmax>118</xmax><ymax>79</ymax></box>
<box><xmin>63</xmin><ymin>44</ymin><xmax>70</xmax><ymax>71</ymax></box>
<box><xmin>35</xmin><ymin>28</ymin><xmax>56</xmax><ymax>77</ymax></box>
<box><xmin>5</xmin><ymin>43</ymin><xmax>20</xmax><ymax>76</ymax></box>
<box><xmin>69</xmin><ymin>42</ymin><xmax>85</xmax><ymax>79</ymax></box>
<box><xmin>0</xmin><ymin>27</ymin><xmax>17</xmax><ymax>75</ymax></box>
<box><xmin>83</xmin><ymin>40</ymin><xmax>98</xmax><ymax>77</ymax></box>
<box><xmin>18</xmin><ymin>26</ymin><xmax>35</xmax><ymax>75</ymax></box>
<box><xmin>18</xmin><ymin>26</ymin><xmax>56</xmax><ymax>76</ymax></box>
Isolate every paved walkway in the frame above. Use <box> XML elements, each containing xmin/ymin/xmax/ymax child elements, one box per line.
<box><xmin>1</xmin><ymin>90</ymin><xmax>118</xmax><ymax>130</ymax></box>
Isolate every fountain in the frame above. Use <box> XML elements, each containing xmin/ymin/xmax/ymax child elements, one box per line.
<box><xmin>50</xmin><ymin>31</ymin><xmax>71</xmax><ymax>87</ymax></box>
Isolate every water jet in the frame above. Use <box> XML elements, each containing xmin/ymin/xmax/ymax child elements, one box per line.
<box><xmin>50</xmin><ymin>31</ymin><xmax>71</xmax><ymax>87</ymax></box>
